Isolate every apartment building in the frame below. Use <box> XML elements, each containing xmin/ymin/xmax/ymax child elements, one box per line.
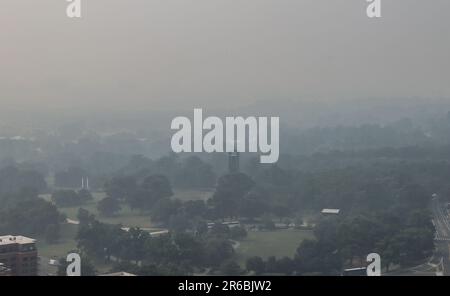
<box><xmin>0</xmin><ymin>235</ymin><xmax>38</xmax><ymax>276</ymax></box>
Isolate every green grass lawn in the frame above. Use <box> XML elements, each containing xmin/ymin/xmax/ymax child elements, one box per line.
<box><xmin>235</xmin><ymin>229</ymin><xmax>315</xmax><ymax>265</ymax></box>
<box><xmin>39</xmin><ymin>189</ymin><xmax>221</xmax><ymax>273</ymax></box>
<box><xmin>172</xmin><ymin>189</ymin><xmax>214</xmax><ymax>201</ymax></box>
<box><xmin>38</xmin><ymin>190</ymin><xmax>312</xmax><ymax>274</ymax></box>
<box><xmin>36</xmin><ymin>223</ymin><xmax>78</xmax><ymax>259</ymax></box>
<box><xmin>57</xmin><ymin>192</ymin><xmax>156</xmax><ymax>229</ymax></box>
<box><xmin>36</xmin><ymin>223</ymin><xmax>113</xmax><ymax>274</ymax></box>
<box><xmin>41</xmin><ymin>189</ymin><xmax>213</xmax><ymax>229</ymax></box>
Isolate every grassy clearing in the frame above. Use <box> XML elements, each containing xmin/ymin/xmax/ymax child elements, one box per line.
<box><xmin>36</xmin><ymin>223</ymin><xmax>78</xmax><ymax>259</ymax></box>
<box><xmin>57</xmin><ymin>192</ymin><xmax>156</xmax><ymax>229</ymax></box>
<box><xmin>235</xmin><ymin>229</ymin><xmax>315</xmax><ymax>265</ymax></box>
<box><xmin>42</xmin><ymin>189</ymin><xmax>213</xmax><ymax>229</ymax></box>
<box><xmin>42</xmin><ymin>192</ymin><xmax>154</xmax><ymax>228</ymax></box>
<box><xmin>36</xmin><ymin>223</ymin><xmax>113</xmax><ymax>274</ymax></box>
<box><xmin>172</xmin><ymin>189</ymin><xmax>214</xmax><ymax>201</ymax></box>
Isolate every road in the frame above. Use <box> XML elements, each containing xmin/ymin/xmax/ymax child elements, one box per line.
<box><xmin>432</xmin><ymin>197</ymin><xmax>450</xmax><ymax>241</ymax></box>
<box><xmin>388</xmin><ymin>197</ymin><xmax>450</xmax><ymax>276</ymax></box>
<box><xmin>431</xmin><ymin>196</ymin><xmax>450</xmax><ymax>275</ymax></box>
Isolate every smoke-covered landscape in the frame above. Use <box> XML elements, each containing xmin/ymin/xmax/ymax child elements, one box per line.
<box><xmin>1</xmin><ymin>0</ymin><xmax>450</xmax><ymax>282</ymax></box>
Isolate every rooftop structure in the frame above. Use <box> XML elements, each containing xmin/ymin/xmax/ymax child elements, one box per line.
<box><xmin>100</xmin><ymin>271</ymin><xmax>137</xmax><ymax>276</ymax></box>
<box><xmin>0</xmin><ymin>235</ymin><xmax>36</xmax><ymax>246</ymax></box>
<box><xmin>342</xmin><ymin>267</ymin><xmax>367</xmax><ymax>276</ymax></box>
<box><xmin>0</xmin><ymin>263</ymin><xmax>12</xmax><ymax>276</ymax></box>
<box><xmin>321</xmin><ymin>209</ymin><xmax>340</xmax><ymax>215</ymax></box>
<box><xmin>0</xmin><ymin>235</ymin><xmax>38</xmax><ymax>276</ymax></box>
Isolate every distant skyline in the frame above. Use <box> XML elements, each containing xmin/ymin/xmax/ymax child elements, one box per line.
<box><xmin>1</xmin><ymin>0</ymin><xmax>450</xmax><ymax>115</ymax></box>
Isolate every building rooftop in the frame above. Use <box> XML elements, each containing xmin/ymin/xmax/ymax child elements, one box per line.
<box><xmin>344</xmin><ymin>267</ymin><xmax>367</xmax><ymax>272</ymax></box>
<box><xmin>0</xmin><ymin>235</ymin><xmax>36</xmax><ymax>246</ymax></box>
<box><xmin>0</xmin><ymin>262</ymin><xmax>11</xmax><ymax>272</ymax></box>
<box><xmin>321</xmin><ymin>209</ymin><xmax>340</xmax><ymax>215</ymax></box>
<box><xmin>99</xmin><ymin>272</ymin><xmax>137</xmax><ymax>276</ymax></box>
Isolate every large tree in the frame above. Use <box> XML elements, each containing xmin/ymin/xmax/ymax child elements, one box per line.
<box><xmin>210</xmin><ymin>173</ymin><xmax>255</xmax><ymax>218</ymax></box>
<box><xmin>97</xmin><ymin>197</ymin><xmax>121</xmax><ymax>217</ymax></box>
<box><xmin>0</xmin><ymin>198</ymin><xmax>62</xmax><ymax>237</ymax></box>
<box><xmin>129</xmin><ymin>175</ymin><xmax>173</xmax><ymax>210</ymax></box>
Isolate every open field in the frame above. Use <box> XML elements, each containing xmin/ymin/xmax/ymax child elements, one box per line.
<box><xmin>235</xmin><ymin>229</ymin><xmax>315</xmax><ymax>265</ymax></box>
<box><xmin>172</xmin><ymin>189</ymin><xmax>214</xmax><ymax>201</ymax></box>
<box><xmin>38</xmin><ymin>191</ymin><xmax>312</xmax><ymax>274</ymax></box>
<box><xmin>36</xmin><ymin>223</ymin><xmax>78</xmax><ymax>259</ymax></box>
<box><xmin>35</xmin><ymin>188</ymin><xmax>214</xmax><ymax>274</ymax></box>
<box><xmin>36</xmin><ymin>223</ymin><xmax>113</xmax><ymax>274</ymax></box>
<box><xmin>61</xmin><ymin>202</ymin><xmax>155</xmax><ymax>229</ymax></box>
<box><xmin>40</xmin><ymin>189</ymin><xmax>213</xmax><ymax>229</ymax></box>
<box><xmin>41</xmin><ymin>192</ymin><xmax>155</xmax><ymax>228</ymax></box>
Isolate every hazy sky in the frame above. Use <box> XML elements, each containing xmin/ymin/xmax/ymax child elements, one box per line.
<box><xmin>1</xmin><ymin>0</ymin><xmax>450</xmax><ymax>114</ymax></box>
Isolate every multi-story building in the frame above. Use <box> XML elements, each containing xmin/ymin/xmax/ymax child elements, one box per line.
<box><xmin>0</xmin><ymin>235</ymin><xmax>38</xmax><ymax>276</ymax></box>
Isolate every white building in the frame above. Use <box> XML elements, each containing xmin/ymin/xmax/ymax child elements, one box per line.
<box><xmin>321</xmin><ymin>208</ymin><xmax>340</xmax><ymax>215</ymax></box>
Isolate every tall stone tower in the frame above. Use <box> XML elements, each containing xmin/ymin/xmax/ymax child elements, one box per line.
<box><xmin>228</xmin><ymin>151</ymin><xmax>240</xmax><ymax>173</ymax></box>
